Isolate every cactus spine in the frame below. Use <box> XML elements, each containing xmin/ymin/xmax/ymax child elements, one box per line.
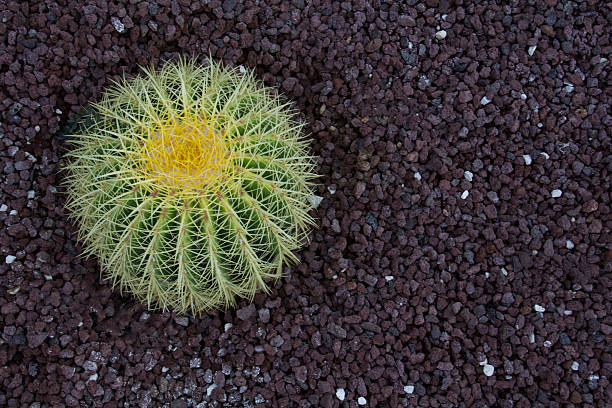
<box><xmin>64</xmin><ymin>59</ymin><xmax>317</xmax><ymax>314</ymax></box>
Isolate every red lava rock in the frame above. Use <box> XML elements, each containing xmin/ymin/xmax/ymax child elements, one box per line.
<box><xmin>0</xmin><ymin>1</ymin><xmax>609</xmax><ymax>407</ymax></box>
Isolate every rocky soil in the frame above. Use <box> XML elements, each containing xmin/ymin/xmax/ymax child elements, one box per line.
<box><xmin>0</xmin><ymin>0</ymin><xmax>610</xmax><ymax>407</ymax></box>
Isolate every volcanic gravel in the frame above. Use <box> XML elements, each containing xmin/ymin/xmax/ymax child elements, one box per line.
<box><xmin>1</xmin><ymin>0</ymin><xmax>611</xmax><ymax>407</ymax></box>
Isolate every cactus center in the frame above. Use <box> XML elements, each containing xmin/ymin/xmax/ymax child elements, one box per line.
<box><xmin>141</xmin><ymin>115</ymin><xmax>231</xmax><ymax>191</ymax></box>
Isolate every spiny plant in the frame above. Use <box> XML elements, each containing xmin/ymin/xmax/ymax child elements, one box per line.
<box><xmin>63</xmin><ymin>58</ymin><xmax>318</xmax><ymax>314</ymax></box>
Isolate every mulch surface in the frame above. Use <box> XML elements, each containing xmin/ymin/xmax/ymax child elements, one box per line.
<box><xmin>1</xmin><ymin>0</ymin><xmax>610</xmax><ymax>407</ymax></box>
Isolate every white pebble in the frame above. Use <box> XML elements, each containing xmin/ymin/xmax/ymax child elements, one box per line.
<box><xmin>566</xmin><ymin>240</ymin><xmax>574</xmax><ymax>249</ymax></box>
<box><xmin>480</xmin><ymin>96</ymin><xmax>491</xmax><ymax>105</ymax></box>
<box><xmin>27</xmin><ymin>190</ymin><xmax>35</xmax><ymax>199</ymax></box>
<box><xmin>9</xmin><ymin>209</ymin><xmax>17</xmax><ymax>215</ymax></box>
<box><xmin>529</xmin><ymin>332</ymin><xmax>535</xmax><ymax>343</ymax></box>
<box><xmin>534</xmin><ymin>304</ymin><xmax>545</xmax><ymax>312</ymax></box>
<box><xmin>464</xmin><ymin>171</ymin><xmax>473</xmax><ymax>181</ymax></box>
<box><xmin>206</xmin><ymin>384</ymin><xmax>216</xmax><ymax>397</ymax></box>
<box><xmin>501</xmin><ymin>267</ymin><xmax>508</xmax><ymax>276</ymax></box>
<box><xmin>34</xmin><ymin>125</ymin><xmax>40</xmax><ymax>132</ymax></box>
<box><xmin>384</xmin><ymin>276</ymin><xmax>394</xmax><ymax>281</ymax></box>
<box><xmin>111</xmin><ymin>16</ymin><xmax>125</xmax><ymax>33</ymax></box>
<box><xmin>540</xmin><ymin>152</ymin><xmax>550</xmax><ymax>159</ymax></box>
<box><xmin>5</xmin><ymin>255</ymin><xmax>16</xmax><ymax>264</ymax></box>
<box><xmin>571</xmin><ymin>361</ymin><xmax>579</xmax><ymax>371</ymax></box>
<box><xmin>358</xmin><ymin>397</ymin><xmax>367</xmax><ymax>405</ymax></box>
<box><xmin>563</xmin><ymin>82</ymin><xmax>574</xmax><ymax>93</ymax></box>
<box><xmin>461</xmin><ymin>190</ymin><xmax>469</xmax><ymax>200</ymax></box>
<box><xmin>414</xmin><ymin>172</ymin><xmax>422</xmax><ymax>181</ymax></box>
<box><xmin>55</xmin><ymin>108</ymin><xmax>62</xmax><ymax>115</ymax></box>
<box><xmin>551</xmin><ymin>189</ymin><xmax>562</xmax><ymax>198</ymax></box>
<box><xmin>239</xmin><ymin>65</ymin><xmax>247</xmax><ymax>73</ymax></box>
<box><xmin>307</xmin><ymin>195</ymin><xmax>323</xmax><ymax>209</ymax></box>
<box><xmin>88</xmin><ymin>373</ymin><xmax>98</xmax><ymax>382</ymax></box>
<box><xmin>404</xmin><ymin>385</ymin><xmax>414</xmax><ymax>394</ymax></box>
<box><xmin>543</xmin><ymin>340</ymin><xmax>552</xmax><ymax>347</ymax></box>
<box><xmin>327</xmin><ymin>185</ymin><xmax>336</xmax><ymax>194</ymax></box>
<box><xmin>435</xmin><ymin>30</ymin><xmax>447</xmax><ymax>40</ymax></box>
<box><xmin>224</xmin><ymin>323</ymin><xmax>233</xmax><ymax>332</ymax></box>
<box><xmin>483</xmin><ymin>364</ymin><xmax>494</xmax><ymax>376</ymax></box>
<box><xmin>520</xmin><ymin>93</ymin><xmax>527</xmax><ymax>100</ymax></box>
<box><xmin>335</xmin><ymin>388</ymin><xmax>345</xmax><ymax>401</ymax></box>
<box><xmin>522</xmin><ymin>154</ymin><xmax>532</xmax><ymax>165</ymax></box>
<box><xmin>564</xmin><ymin>310</ymin><xmax>572</xmax><ymax>315</ymax></box>
<box><xmin>528</xmin><ymin>45</ymin><xmax>537</xmax><ymax>56</ymax></box>
<box><xmin>0</xmin><ymin>204</ymin><xmax>7</xmax><ymax>212</ymax></box>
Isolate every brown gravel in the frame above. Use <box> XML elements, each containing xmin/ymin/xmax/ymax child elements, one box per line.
<box><xmin>1</xmin><ymin>0</ymin><xmax>611</xmax><ymax>407</ymax></box>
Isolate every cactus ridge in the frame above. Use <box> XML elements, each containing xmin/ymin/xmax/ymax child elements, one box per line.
<box><xmin>64</xmin><ymin>59</ymin><xmax>317</xmax><ymax>314</ymax></box>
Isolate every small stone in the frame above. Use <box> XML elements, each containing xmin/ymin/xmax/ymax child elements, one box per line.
<box><xmin>414</xmin><ymin>172</ymin><xmax>422</xmax><ymax>180</ymax></box>
<box><xmin>528</xmin><ymin>45</ymin><xmax>537</xmax><ymax>56</ymax></box>
<box><xmin>501</xmin><ymin>292</ymin><xmax>515</xmax><ymax>305</ymax></box>
<box><xmin>327</xmin><ymin>185</ymin><xmax>336</xmax><ymax>194</ymax></box>
<box><xmin>404</xmin><ymin>385</ymin><xmax>415</xmax><ymax>394</ymax></box>
<box><xmin>583</xmin><ymin>199</ymin><xmax>598</xmax><ymax>213</ymax></box>
<box><xmin>174</xmin><ymin>316</ymin><xmax>189</xmax><ymax>326</ymax></box>
<box><xmin>559</xmin><ymin>332</ymin><xmax>571</xmax><ymax>345</ymax></box>
<box><xmin>111</xmin><ymin>16</ymin><xmax>125</xmax><ymax>33</ymax></box>
<box><xmin>523</xmin><ymin>154</ymin><xmax>532</xmax><ymax>165</ymax></box>
<box><xmin>551</xmin><ymin>189</ymin><xmax>562</xmax><ymax>198</ymax></box>
<box><xmin>571</xmin><ymin>361</ymin><xmax>579</xmax><ymax>371</ymax></box>
<box><xmin>435</xmin><ymin>30</ymin><xmax>447</xmax><ymax>40</ymax></box>
<box><xmin>189</xmin><ymin>358</ymin><xmax>201</xmax><ymax>368</ymax></box>
<box><xmin>336</xmin><ymin>388</ymin><xmax>345</xmax><ymax>401</ymax></box>
<box><xmin>480</xmin><ymin>96</ymin><xmax>491</xmax><ymax>105</ymax></box>
<box><xmin>384</xmin><ymin>276</ymin><xmax>394</xmax><ymax>281</ymax></box>
<box><xmin>238</xmin><ymin>65</ymin><xmax>247</xmax><ymax>73</ymax></box>
<box><xmin>224</xmin><ymin>323</ymin><xmax>233</xmax><ymax>332</ymax></box>
<box><xmin>83</xmin><ymin>361</ymin><xmax>97</xmax><ymax>371</ymax></box>
<box><xmin>564</xmin><ymin>82</ymin><xmax>574</xmax><ymax>92</ymax></box>
<box><xmin>328</xmin><ymin>323</ymin><xmax>347</xmax><ymax>339</ymax></box>
<box><xmin>534</xmin><ymin>304</ymin><xmax>545</xmax><ymax>312</ymax></box>
<box><xmin>483</xmin><ymin>364</ymin><xmax>494</xmax><ymax>376</ymax></box>
<box><xmin>540</xmin><ymin>152</ymin><xmax>550</xmax><ymax>159</ymax></box>
<box><xmin>461</xmin><ymin>190</ymin><xmax>469</xmax><ymax>200</ymax></box>
<box><xmin>5</xmin><ymin>255</ymin><xmax>16</xmax><ymax>264</ymax></box>
<box><xmin>237</xmin><ymin>304</ymin><xmax>256</xmax><ymax>320</ymax></box>
<box><xmin>0</xmin><ymin>204</ymin><xmax>7</xmax><ymax>212</ymax></box>
<box><xmin>308</xmin><ymin>195</ymin><xmax>323</xmax><ymax>209</ymax></box>
<box><xmin>358</xmin><ymin>397</ymin><xmax>367</xmax><ymax>405</ymax></box>
<box><xmin>464</xmin><ymin>171</ymin><xmax>473</xmax><ymax>181</ymax></box>
<box><xmin>543</xmin><ymin>340</ymin><xmax>552</xmax><ymax>347</ymax></box>
<box><xmin>566</xmin><ymin>240</ymin><xmax>574</xmax><ymax>249</ymax></box>
<box><xmin>258</xmin><ymin>308</ymin><xmax>270</xmax><ymax>323</ymax></box>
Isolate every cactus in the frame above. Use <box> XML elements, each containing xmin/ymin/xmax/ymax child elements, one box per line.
<box><xmin>64</xmin><ymin>59</ymin><xmax>317</xmax><ymax>314</ymax></box>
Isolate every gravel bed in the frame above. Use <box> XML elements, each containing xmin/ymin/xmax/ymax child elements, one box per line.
<box><xmin>0</xmin><ymin>0</ymin><xmax>610</xmax><ymax>407</ymax></box>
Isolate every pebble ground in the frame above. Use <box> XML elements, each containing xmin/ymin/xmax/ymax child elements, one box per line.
<box><xmin>0</xmin><ymin>1</ymin><xmax>610</xmax><ymax>407</ymax></box>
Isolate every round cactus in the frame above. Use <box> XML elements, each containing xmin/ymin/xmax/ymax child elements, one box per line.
<box><xmin>64</xmin><ymin>59</ymin><xmax>317</xmax><ymax>314</ymax></box>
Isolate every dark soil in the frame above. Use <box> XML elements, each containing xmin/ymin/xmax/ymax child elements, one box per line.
<box><xmin>1</xmin><ymin>0</ymin><xmax>610</xmax><ymax>407</ymax></box>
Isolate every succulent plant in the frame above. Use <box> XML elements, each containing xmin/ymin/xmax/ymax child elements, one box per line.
<box><xmin>64</xmin><ymin>58</ymin><xmax>317</xmax><ymax>314</ymax></box>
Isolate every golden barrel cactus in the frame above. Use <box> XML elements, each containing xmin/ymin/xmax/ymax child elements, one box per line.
<box><xmin>64</xmin><ymin>59</ymin><xmax>317</xmax><ymax>314</ymax></box>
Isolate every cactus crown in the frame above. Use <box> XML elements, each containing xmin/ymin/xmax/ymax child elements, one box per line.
<box><xmin>63</xmin><ymin>58</ymin><xmax>317</xmax><ymax>314</ymax></box>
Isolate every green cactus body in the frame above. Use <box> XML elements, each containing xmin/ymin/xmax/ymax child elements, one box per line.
<box><xmin>64</xmin><ymin>59</ymin><xmax>317</xmax><ymax>314</ymax></box>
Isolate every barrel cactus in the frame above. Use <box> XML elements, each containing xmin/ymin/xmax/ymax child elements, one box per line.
<box><xmin>64</xmin><ymin>58</ymin><xmax>317</xmax><ymax>314</ymax></box>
